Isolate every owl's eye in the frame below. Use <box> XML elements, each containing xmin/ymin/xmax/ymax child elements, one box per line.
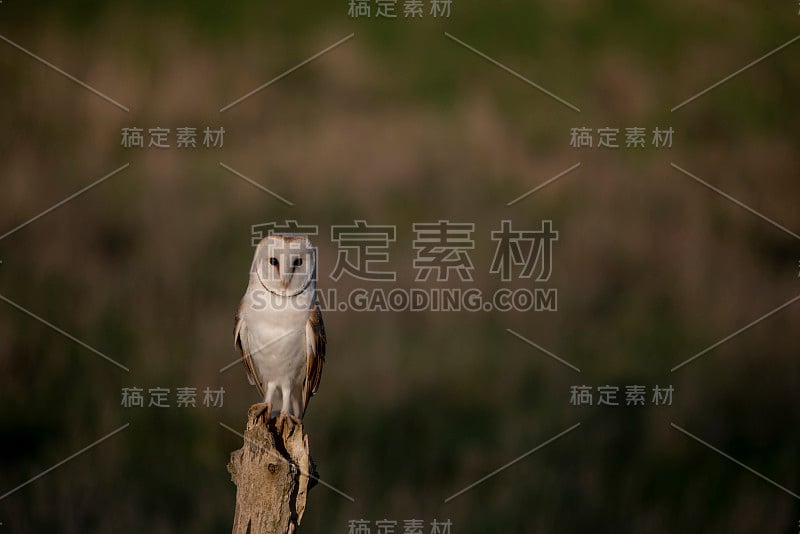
<box><xmin>269</xmin><ymin>257</ymin><xmax>279</xmax><ymax>267</ymax></box>
<box><xmin>293</xmin><ymin>258</ymin><xmax>303</xmax><ymax>267</ymax></box>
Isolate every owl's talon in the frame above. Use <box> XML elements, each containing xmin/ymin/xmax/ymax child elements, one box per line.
<box><xmin>253</xmin><ymin>402</ymin><xmax>272</xmax><ymax>423</ymax></box>
<box><xmin>288</xmin><ymin>414</ymin><xmax>302</xmax><ymax>426</ymax></box>
<box><xmin>276</xmin><ymin>412</ymin><xmax>302</xmax><ymax>429</ymax></box>
<box><xmin>271</xmin><ymin>411</ymin><xmax>283</xmax><ymax>432</ymax></box>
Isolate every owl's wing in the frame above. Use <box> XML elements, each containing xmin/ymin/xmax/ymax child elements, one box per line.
<box><xmin>234</xmin><ymin>301</ymin><xmax>264</xmax><ymax>397</ymax></box>
<box><xmin>303</xmin><ymin>302</ymin><xmax>326</xmax><ymax>416</ymax></box>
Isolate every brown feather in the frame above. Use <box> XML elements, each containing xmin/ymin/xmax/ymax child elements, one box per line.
<box><xmin>303</xmin><ymin>302</ymin><xmax>326</xmax><ymax>416</ymax></box>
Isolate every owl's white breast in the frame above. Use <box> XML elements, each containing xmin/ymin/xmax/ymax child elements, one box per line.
<box><xmin>241</xmin><ymin>282</ymin><xmax>313</xmax><ymax>387</ymax></box>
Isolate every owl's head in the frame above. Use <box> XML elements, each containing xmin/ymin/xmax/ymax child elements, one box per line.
<box><xmin>253</xmin><ymin>234</ymin><xmax>317</xmax><ymax>297</ymax></box>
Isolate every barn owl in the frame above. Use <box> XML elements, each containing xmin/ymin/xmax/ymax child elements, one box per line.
<box><xmin>234</xmin><ymin>234</ymin><xmax>326</xmax><ymax>420</ymax></box>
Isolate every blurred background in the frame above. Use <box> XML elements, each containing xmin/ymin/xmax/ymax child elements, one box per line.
<box><xmin>0</xmin><ymin>1</ymin><xmax>798</xmax><ymax>532</ymax></box>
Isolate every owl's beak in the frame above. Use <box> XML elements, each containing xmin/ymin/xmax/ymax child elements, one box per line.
<box><xmin>280</xmin><ymin>273</ymin><xmax>293</xmax><ymax>289</ymax></box>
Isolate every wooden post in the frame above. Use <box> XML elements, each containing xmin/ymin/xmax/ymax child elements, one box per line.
<box><xmin>227</xmin><ymin>405</ymin><xmax>318</xmax><ymax>534</ymax></box>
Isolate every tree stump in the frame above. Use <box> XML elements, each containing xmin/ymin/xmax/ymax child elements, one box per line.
<box><xmin>227</xmin><ymin>405</ymin><xmax>318</xmax><ymax>534</ymax></box>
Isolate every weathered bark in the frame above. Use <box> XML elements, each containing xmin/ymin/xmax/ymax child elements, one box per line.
<box><xmin>228</xmin><ymin>405</ymin><xmax>318</xmax><ymax>534</ymax></box>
